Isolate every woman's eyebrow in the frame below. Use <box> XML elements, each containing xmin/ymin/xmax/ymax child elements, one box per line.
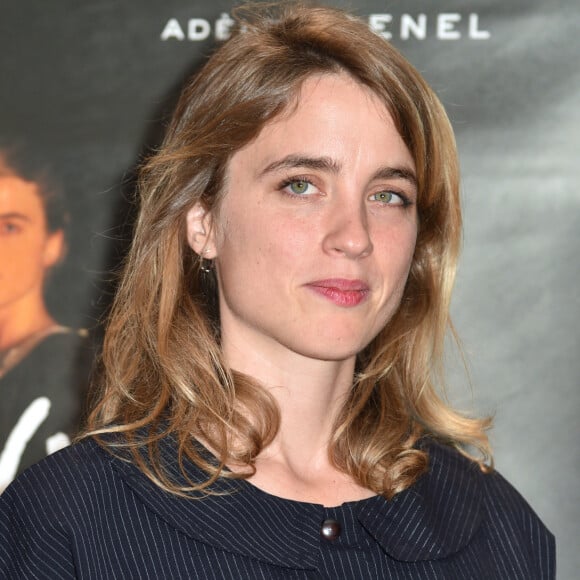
<box><xmin>372</xmin><ymin>166</ymin><xmax>417</xmax><ymax>188</ymax></box>
<box><xmin>258</xmin><ymin>155</ymin><xmax>417</xmax><ymax>187</ymax></box>
<box><xmin>258</xmin><ymin>155</ymin><xmax>341</xmax><ymax>177</ymax></box>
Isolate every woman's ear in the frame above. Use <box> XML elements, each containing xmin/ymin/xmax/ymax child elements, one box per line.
<box><xmin>185</xmin><ymin>202</ymin><xmax>217</xmax><ymax>258</ymax></box>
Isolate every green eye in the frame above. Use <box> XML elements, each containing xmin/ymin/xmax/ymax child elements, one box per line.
<box><xmin>289</xmin><ymin>180</ymin><xmax>309</xmax><ymax>194</ymax></box>
<box><xmin>374</xmin><ymin>191</ymin><xmax>393</xmax><ymax>203</ymax></box>
<box><xmin>371</xmin><ymin>191</ymin><xmax>407</xmax><ymax>206</ymax></box>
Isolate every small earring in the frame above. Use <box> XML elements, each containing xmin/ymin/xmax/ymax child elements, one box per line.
<box><xmin>200</xmin><ymin>248</ymin><xmax>213</xmax><ymax>273</ymax></box>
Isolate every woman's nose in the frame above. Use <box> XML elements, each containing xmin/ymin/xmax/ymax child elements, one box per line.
<box><xmin>321</xmin><ymin>202</ymin><xmax>373</xmax><ymax>259</ymax></box>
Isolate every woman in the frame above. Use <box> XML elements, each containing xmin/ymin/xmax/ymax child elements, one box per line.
<box><xmin>0</xmin><ymin>149</ymin><xmax>88</xmax><ymax>491</ymax></box>
<box><xmin>0</xmin><ymin>4</ymin><xmax>554</xmax><ymax>578</ymax></box>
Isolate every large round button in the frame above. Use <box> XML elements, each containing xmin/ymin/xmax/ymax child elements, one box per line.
<box><xmin>320</xmin><ymin>518</ymin><xmax>341</xmax><ymax>540</ymax></box>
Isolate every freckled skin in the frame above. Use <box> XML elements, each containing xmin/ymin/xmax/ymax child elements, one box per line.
<box><xmin>191</xmin><ymin>73</ymin><xmax>418</xmax><ymax>375</ymax></box>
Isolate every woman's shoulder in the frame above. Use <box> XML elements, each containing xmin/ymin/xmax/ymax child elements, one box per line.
<box><xmin>2</xmin><ymin>437</ymin><xmax>107</xmax><ymax>488</ymax></box>
<box><xmin>420</xmin><ymin>439</ymin><xmax>555</xmax><ymax>576</ymax></box>
<box><xmin>425</xmin><ymin>439</ymin><xmax>548</xmax><ymax>523</ymax></box>
<box><xmin>0</xmin><ymin>437</ymin><xmax>122</xmax><ymax>518</ymax></box>
<box><xmin>0</xmin><ymin>437</ymin><xmax>145</xmax><ymax>575</ymax></box>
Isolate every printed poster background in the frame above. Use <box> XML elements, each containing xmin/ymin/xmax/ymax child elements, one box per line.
<box><xmin>1</xmin><ymin>1</ymin><xmax>578</xmax><ymax>575</ymax></box>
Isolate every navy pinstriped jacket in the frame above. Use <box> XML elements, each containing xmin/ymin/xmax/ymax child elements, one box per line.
<box><xmin>0</xmin><ymin>437</ymin><xmax>554</xmax><ymax>579</ymax></box>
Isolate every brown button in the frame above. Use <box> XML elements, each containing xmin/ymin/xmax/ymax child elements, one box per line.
<box><xmin>320</xmin><ymin>518</ymin><xmax>341</xmax><ymax>540</ymax></box>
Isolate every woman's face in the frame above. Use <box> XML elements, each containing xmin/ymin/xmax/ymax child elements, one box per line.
<box><xmin>0</xmin><ymin>174</ymin><xmax>63</xmax><ymax>311</ymax></box>
<box><xmin>188</xmin><ymin>73</ymin><xmax>418</xmax><ymax>365</ymax></box>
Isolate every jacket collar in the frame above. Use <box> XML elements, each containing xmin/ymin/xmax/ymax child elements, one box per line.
<box><xmin>356</xmin><ymin>442</ymin><xmax>484</xmax><ymax>561</ymax></box>
<box><xmin>107</xmin><ymin>438</ymin><xmax>483</xmax><ymax>569</ymax></box>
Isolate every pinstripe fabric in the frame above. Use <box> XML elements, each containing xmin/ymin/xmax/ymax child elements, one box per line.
<box><xmin>0</xmin><ymin>438</ymin><xmax>554</xmax><ymax>579</ymax></box>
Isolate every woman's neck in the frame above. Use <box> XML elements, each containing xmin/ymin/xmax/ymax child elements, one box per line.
<box><xmin>223</xmin><ymin>337</ymin><xmax>374</xmax><ymax>506</ymax></box>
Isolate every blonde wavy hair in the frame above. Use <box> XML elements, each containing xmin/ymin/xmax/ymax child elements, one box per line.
<box><xmin>85</xmin><ymin>2</ymin><xmax>491</xmax><ymax>498</ymax></box>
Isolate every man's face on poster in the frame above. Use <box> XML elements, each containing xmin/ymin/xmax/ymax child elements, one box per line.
<box><xmin>0</xmin><ymin>175</ymin><xmax>63</xmax><ymax>312</ymax></box>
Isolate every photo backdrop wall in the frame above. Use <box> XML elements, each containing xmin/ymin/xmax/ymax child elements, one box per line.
<box><xmin>1</xmin><ymin>1</ymin><xmax>578</xmax><ymax>575</ymax></box>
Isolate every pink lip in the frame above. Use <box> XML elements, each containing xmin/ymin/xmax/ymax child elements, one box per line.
<box><xmin>306</xmin><ymin>278</ymin><xmax>370</xmax><ymax>307</ymax></box>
